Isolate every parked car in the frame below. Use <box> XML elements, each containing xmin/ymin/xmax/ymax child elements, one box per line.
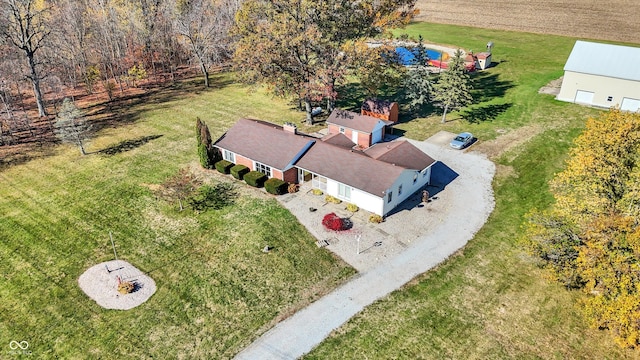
<box><xmin>450</xmin><ymin>132</ymin><xmax>473</xmax><ymax>149</ymax></box>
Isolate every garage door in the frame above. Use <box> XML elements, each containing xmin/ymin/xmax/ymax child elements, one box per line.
<box><xmin>574</xmin><ymin>90</ymin><xmax>594</xmax><ymax>105</ymax></box>
<box><xmin>621</xmin><ymin>97</ymin><xmax>640</xmax><ymax>112</ymax></box>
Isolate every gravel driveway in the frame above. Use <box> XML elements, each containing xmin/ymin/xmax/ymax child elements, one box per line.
<box><xmin>235</xmin><ymin>132</ymin><xmax>495</xmax><ymax>359</ymax></box>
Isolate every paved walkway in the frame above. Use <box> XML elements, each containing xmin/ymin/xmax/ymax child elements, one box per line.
<box><xmin>235</xmin><ymin>135</ymin><xmax>495</xmax><ymax>359</ymax></box>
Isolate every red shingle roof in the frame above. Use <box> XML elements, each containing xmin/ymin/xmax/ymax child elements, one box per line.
<box><xmin>213</xmin><ymin>118</ymin><xmax>314</xmax><ymax>170</ymax></box>
<box><xmin>326</xmin><ymin>109</ymin><xmax>391</xmax><ymax>134</ymax></box>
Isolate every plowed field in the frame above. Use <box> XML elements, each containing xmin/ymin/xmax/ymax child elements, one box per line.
<box><xmin>415</xmin><ymin>0</ymin><xmax>640</xmax><ymax>44</ymax></box>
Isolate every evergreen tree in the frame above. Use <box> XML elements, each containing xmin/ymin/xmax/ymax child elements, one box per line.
<box><xmin>431</xmin><ymin>49</ymin><xmax>473</xmax><ymax>123</ymax></box>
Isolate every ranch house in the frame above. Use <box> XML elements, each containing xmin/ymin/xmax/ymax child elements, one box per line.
<box><xmin>557</xmin><ymin>40</ymin><xmax>640</xmax><ymax>112</ymax></box>
<box><xmin>213</xmin><ymin>117</ymin><xmax>436</xmax><ymax>216</ymax></box>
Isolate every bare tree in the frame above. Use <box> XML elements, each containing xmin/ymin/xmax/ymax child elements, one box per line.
<box><xmin>173</xmin><ymin>0</ymin><xmax>237</xmax><ymax>87</ymax></box>
<box><xmin>53</xmin><ymin>98</ymin><xmax>91</xmax><ymax>155</ymax></box>
<box><xmin>0</xmin><ymin>0</ymin><xmax>50</xmax><ymax>117</ymax></box>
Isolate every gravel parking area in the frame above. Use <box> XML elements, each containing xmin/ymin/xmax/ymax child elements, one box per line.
<box><xmin>277</xmin><ymin>130</ymin><xmax>493</xmax><ymax>273</ymax></box>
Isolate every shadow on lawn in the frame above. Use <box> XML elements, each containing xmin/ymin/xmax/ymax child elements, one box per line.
<box><xmin>97</xmin><ymin>134</ymin><xmax>163</xmax><ymax>156</ymax></box>
<box><xmin>460</xmin><ymin>103</ymin><xmax>513</xmax><ymax>124</ymax></box>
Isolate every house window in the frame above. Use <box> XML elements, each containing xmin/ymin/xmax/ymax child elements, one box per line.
<box><xmin>607</xmin><ymin>96</ymin><xmax>613</xmax><ymax>102</ymax></box>
<box><xmin>398</xmin><ymin>184</ymin><xmax>402</xmax><ymax>196</ymax></box>
<box><xmin>255</xmin><ymin>162</ymin><xmax>272</xmax><ymax>177</ymax></box>
<box><xmin>413</xmin><ymin>173</ymin><xmax>418</xmax><ymax>184</ymax></box>
<box><xmin>339</xmin><ymin>127</ymin><xmax>345</xmax><ymax>134</ymax></box>
<box><xmin>338</xmin><ymin>183</ymin><xmax>351</xmax><ymax>200</ymax></box>
<box><xmin>387</xmin><ymin>191</ymin><xmax>393</xmax><ymax>203</ymax></box>
<box><xmin>223</xmin><ymin>150</ymin><xmax>235</xmax><ymax>163</ymax></box>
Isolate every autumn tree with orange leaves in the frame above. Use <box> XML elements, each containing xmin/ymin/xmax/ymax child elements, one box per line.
<box><xmin>524</xmin><ymin>109</ymin><xmax>640</xmax><ymax>347</ymax></box>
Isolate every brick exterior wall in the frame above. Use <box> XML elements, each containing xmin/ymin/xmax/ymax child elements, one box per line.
<box><xmin>283</xmin><ymin>168</ymin><xmax>298</xmax><ymax>183</ymax></box>
<box><xmin>235</xmin><ymin>154</ymin><xmax>253</xmax><ymax>169</ymax></box>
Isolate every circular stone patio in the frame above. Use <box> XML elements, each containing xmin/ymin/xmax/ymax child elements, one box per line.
<box><xmin>78</xmin><ymin>260</ymin><xmax>156</xmax><ymax>310</ymax></box>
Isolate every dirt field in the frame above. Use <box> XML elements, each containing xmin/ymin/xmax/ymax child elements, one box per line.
<box><xmin>415</xmin><ymin>0</ymin><xmax>640</xmax><ymax>44</ymax></box>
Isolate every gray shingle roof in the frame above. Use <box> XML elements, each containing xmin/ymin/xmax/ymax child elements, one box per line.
<box><xmin>564</xmin><ymin>40</ymin><xmax>640</xmax><ymax>81</ymax></box>
<box><xmin>213</xmin><ymin>118</ymin><xmax>314</xmax><ymax>170</ymax></box>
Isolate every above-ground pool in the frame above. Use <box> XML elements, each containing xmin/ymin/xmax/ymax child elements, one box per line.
<box><xmin>395</xmin><ymin>47</ymin><xmax>450</xmax><ymax>65</ymax></box>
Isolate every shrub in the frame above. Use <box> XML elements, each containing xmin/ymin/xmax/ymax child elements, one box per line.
<box><xmin>346</xmin><ymin>203</ymin><xmax>359</xmax><ymax>212</ymax></box>
<box><xmin>244</xmin><ymin>171</ymin><xmax>267</xmax><ymax>187</ymax></box>
<box><xmin>187</xmin><ymin>183</ymin><xmax>237</xmax><ymax>212</ymax></box>
<box><xmin>215</xmin><ymin>159</ymin><xmax>234</xmax><ymax>174</ymax></box>
<box><xmin>325</xmin><ymin>195</ymin><xmax>341</xmax><ymax>204</ymax></box>
<box><xmin>118</xmin><ymin>281</ymin><xmax>135</xmax><ymax>294</ymax></box>
<box><xmin>312</xmin><ymin>188</ymin><xmax>323</xmax><ymax>195</ymax></box>
<box><xmin>198</xmin><ymin>143</ymin><xmax>212</xmax><ymax>168</ymax></box>
<box><xmin>322</xmin><ymin>212</ymin><xmax>347</xmax><ymax>231</ymax></box>
<box><xmin>369</xmin><ymin>214</ymin><xmax>384</xmax><ymax>223</ymax></box>
<box><xmin>230</xmin><ymin>164</ymin><xmax>249</xmax><ymax>180</ymax></box>
<box><xmin>265</xmin><ymin>178</ymin><xmax>288</xmax><ymax>195</ymax></box>
<box><xmin>288</xmin><ymin>183</ymin><xmax>299</xmax><ymax>193</ymax></box>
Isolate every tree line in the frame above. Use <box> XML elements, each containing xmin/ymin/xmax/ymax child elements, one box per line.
<box><xmin>1</xmin><ymin>0</ymin><xmax>475</xmax><ymax>147</ymax></box>
<box><xmin>0</xmin><ymin>0</ymin><xmax>240</xmax><ymax>140</ymax></box>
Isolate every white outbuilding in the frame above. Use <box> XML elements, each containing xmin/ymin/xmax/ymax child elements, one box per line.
<box><xmin>557</xmin><ymin>40</ymin><xmax>640</xmax><ymax>112</ymax></box>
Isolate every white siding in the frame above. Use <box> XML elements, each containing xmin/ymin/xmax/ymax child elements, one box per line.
<box><xmin>325</xmin><ymin>178</ymin><xmax>384</xmax><ymax>215</ymax></box>
<box><xmin>371</xmin><ymin>127</ymin><xmax>383</xmax><ymax>144</ymax></box>
<box><xmin>557</xmin><ymin>71</ymin><xmax>640</xmax><ymax>109</ymax></box>
<box><xmin>381</xmin><ymin>168</ymin><xmax>432</xmax><ymax>216</ymax></box>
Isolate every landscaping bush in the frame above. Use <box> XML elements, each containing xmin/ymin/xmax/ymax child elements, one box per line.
<box><xmin>187</xmin><ymin>183</ymin><xmax>237</xmax><ymax>212</ymax></box>
<box><xmin>369</xmin><ymin>214</ymin><xmax>384</xmax><ymax>224</ymax></box>
<box><xmin>215</xmin><ymin>159</ymin><xmax>234</xmax><ymax>174</ymax></box>
<box><xmin>325</xmin><ymin>195</ymin><xmax>341</xmax><ymax>204</ymax></box>
<box><xmin>322</xmin><ymin>212</ymin><xmax>347</xmax><ymax>231</ymax></box>
<box><xmin>265</xmin><ymin>178</ymin><xmax>288</xmax><ymax>195</ymax></box>
<box><xmin>198</xmin><ymin>143</ymin><xmax>212</xmax><ymax>168</ymax></box>
<box><xmin>244</xmin><ymin>171</ymin><xmax>267</xmax><ymax>187</ymax></box>
<box><xmin>230</xmin><ymin>164</ymin><xmax>249</xmax><ymax>180</ymax></box>
<box><xmin>346</xmin><ymin>203</ymin><xmax>359</xmax><ymax>212</ymax></box>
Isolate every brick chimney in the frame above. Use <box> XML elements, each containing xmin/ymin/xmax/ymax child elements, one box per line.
<box><xmin>283</xmin><ymin>122</ymin><xmax>297</xmax><ymax>134</ymax></box>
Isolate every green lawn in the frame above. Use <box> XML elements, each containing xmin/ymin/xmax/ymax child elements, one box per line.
<box><xmin>0</xmin><ymin>75</ymin><xmax>354</xmax><ymax>358</ymax></box>
<box><xmin>305</xmin><ymin>23</ymin><xmax>639</xmax><ymax>358</ymax></box>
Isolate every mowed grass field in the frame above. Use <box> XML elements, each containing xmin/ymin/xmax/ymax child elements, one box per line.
<box><xmin>0</xmin><ymin>77</ymin><xmax>354</xmax><ymax>358</ymax></box>
<box><xmin>306</xmin><ymin>23</ymin><xmax>639</xmax><ymax>358</ymax></box>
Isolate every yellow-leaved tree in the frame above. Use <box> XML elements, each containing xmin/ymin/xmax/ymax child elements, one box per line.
<box><xmin>524</xmin><ymin>109</ymin><xmax>640</xmax><ymax>347</ymax></box>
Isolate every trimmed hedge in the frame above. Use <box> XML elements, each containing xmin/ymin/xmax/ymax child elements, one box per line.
<box><xmin>244</xmin><ymin>171</ymin><xmax>267</xmax><ymax>187</ymax></box>
<box><xmin>265</xmin><ymin>178</ymin><xmax>288</xmax><ymax>195</ymax></box>
<box><xmin>230</xmin><ymin>164</ymin><xmax>249</xmax><ymax>180</ymax></box>
<box><xmin>215</xmin><ymin>160</ymin><xmax>234</xmax><ymax>174</ymax></box>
